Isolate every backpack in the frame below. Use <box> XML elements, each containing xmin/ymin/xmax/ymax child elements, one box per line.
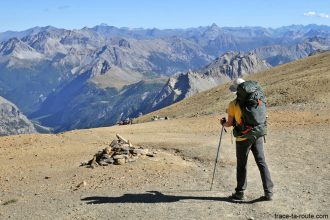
<box><xmin>233</xmin><ymin>80</ymin><xmax>267</xmax><ymax>141</ymax></box>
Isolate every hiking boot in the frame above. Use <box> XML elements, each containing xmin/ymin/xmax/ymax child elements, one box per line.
<box><xmin>230</xmin><ymin>191</ymin><xmax>244</xmax><ymax>200</ymax></box>
<box><xmin>262</xmin><ymin>193</ymin><xmax>273</xmax><ymax>201</ymax></box>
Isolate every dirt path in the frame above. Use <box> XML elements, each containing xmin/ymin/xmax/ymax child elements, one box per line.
<box><xmin>0</xmin><ymin>108</ymin><xmax>329</xmax><ymax>219</ymax></box>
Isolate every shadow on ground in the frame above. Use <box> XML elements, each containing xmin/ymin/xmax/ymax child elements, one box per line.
<box><xmin>82</xmin><ymin>191</ymin><xmax>268</xmax><ymax>204</ymax></box>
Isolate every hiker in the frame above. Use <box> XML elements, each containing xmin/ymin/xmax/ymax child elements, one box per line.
<box><xmin>220</xmin><ymin>78</ymin><xmax>274</xmax><ymax>201</ymax></box>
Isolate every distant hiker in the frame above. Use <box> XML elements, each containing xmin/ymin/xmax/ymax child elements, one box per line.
<box><xmin>221</xmin><ymin>78</ymin><xmax>274</xmax><ymax>201</ymax></box>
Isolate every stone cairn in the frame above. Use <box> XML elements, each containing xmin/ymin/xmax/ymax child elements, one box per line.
<box><xmin>81</xmin><ymin>134</ymin><xmax>154</xmax><ymax>168</ymax></box>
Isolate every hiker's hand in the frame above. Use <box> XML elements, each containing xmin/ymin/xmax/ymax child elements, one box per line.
<box><xmin>220</xmin><ymin>117</ymin><xmax>226</xmax><ymax>125</ymax></box>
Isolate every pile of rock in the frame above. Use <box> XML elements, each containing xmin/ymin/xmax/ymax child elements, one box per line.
<box><xmin>81</xmin><ymin>134</ymin><xmax>154</xmax><ymax>168</ymax></box>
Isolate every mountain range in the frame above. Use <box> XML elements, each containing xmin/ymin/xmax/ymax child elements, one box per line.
<box><xmin>0</xmin><ymin>24</ymin><xmax>329</xmax><ymax>134</ymax></box>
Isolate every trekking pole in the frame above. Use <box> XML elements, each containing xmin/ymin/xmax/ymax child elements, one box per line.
<box><xmin>264</xmin><ymin>115</ymin><xmax>268</xmax><ymax>143</ymax></box>
<box><xmin>210</xmin><ymin>125</ymin><xmax>225</xmax><ymax>191</ymax></box>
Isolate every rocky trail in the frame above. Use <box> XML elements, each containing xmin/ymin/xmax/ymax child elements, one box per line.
<box><xmin>0</xmin><ymin>111</ymin><xmax>329</xmax><ymax>219</ymax></box>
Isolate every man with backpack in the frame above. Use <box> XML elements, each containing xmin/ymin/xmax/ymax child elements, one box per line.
<box><xmin>221</xmin><ymin>78</ymin><xmax>274</xmax><ymax>201</ymax></box>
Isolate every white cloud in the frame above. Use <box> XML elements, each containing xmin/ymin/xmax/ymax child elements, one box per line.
<box><xmin>304</xmin><ymin>11</ymin><xmax>329</xmax><ymax>19</ymax></box>
<box><xmin>304</xmin><ymin>11</ymin><xmax>316</xmax><ymax>16</ymax></box>
<box><xmin>319</xmin><ymin>13</ymin><xmax>329</xmax><ymax>19</ymax></box>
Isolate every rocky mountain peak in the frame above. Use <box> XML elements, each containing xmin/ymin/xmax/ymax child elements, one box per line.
<box><xmin>0</xmin><ymin>37</ymin><xmax>44</xmax><ymax>62</ymax></box>
<box><xmin>90</xmin><ymin>59</ymin><xmax>111</xmax><ymax>77</ymax></box>
<box><xmin>202</xmin><ymin>51</ymin><xmax>270</xmax><ymax>77</ymax></box>
<box><xmin>118</xmin><ymin>39</ymin><xmax>131</xmax><ymax>48</ymax></box>
<box><xmin>0</xmin><ymin>96</ymin><xmax>37</xmax><ymax>136</ymax></box>
<box><xmin>210</xmin><ymin>23</ymin><xmax>220</xmax><ymax>30</ymax></box>
<box><xmin>202</xmin><ymin>23</ymin><xmax>223</xmax><ymax>39</ymax></box>
<box><xmin>21</xmin><ymin>30</ymin><xmax>68</xmax><ymax>57</ymax></box>
<box><xmin>0</xmin><ymin>38</ymin><xmax>30</xmax><ymax>55</ymax></box>
<box><xmin>151</xmin><ymin>52</ymin><xmax>270</xmax><ymax>111</ymax></box>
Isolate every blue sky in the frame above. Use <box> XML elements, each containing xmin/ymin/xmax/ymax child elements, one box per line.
<box><xmin>0</xmin><ymin>0</ymin><xmax>329</xmax><ymax>32</ymax></box>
